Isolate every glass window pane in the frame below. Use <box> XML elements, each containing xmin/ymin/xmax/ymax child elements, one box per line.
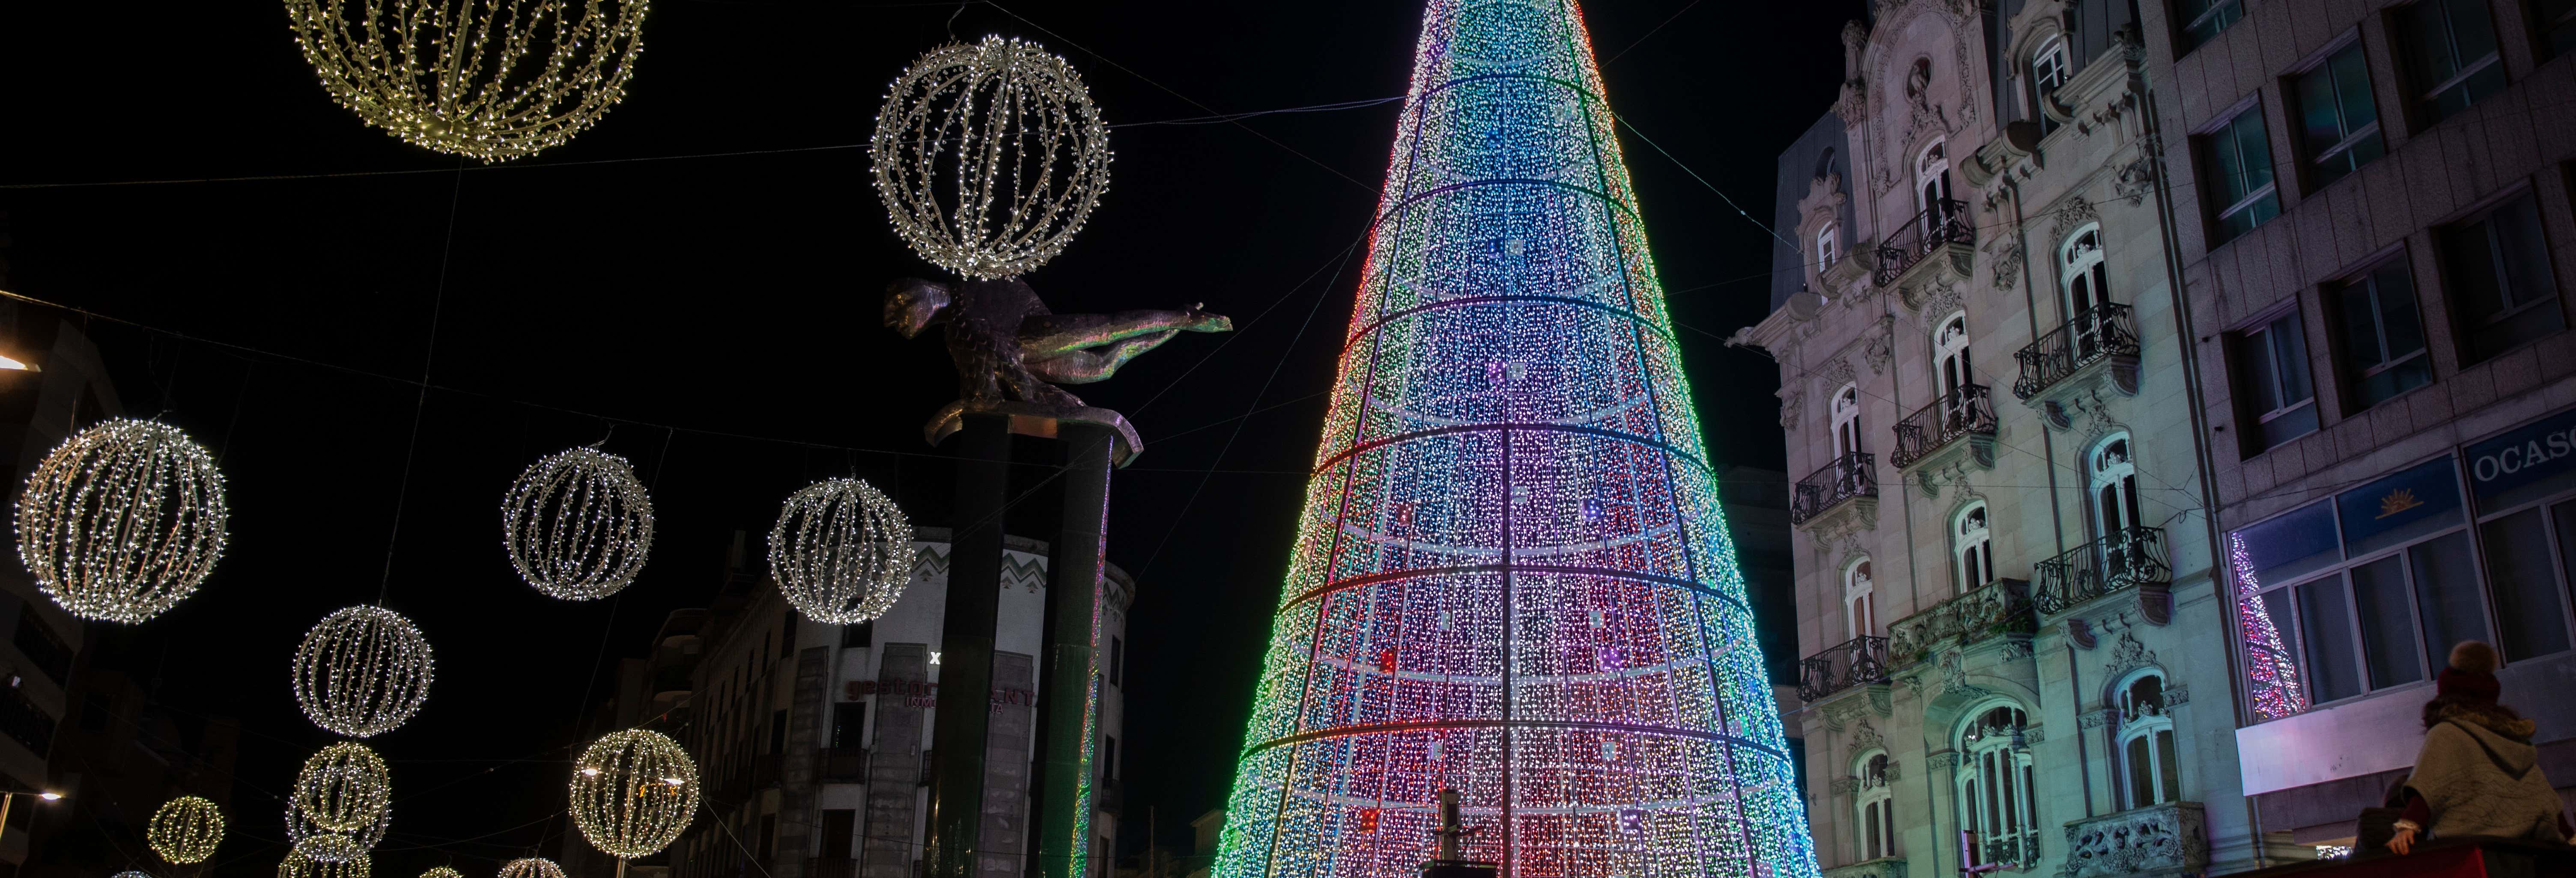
<box><xmin>2445</xmin><ymin>0</ymin><xmax>2500</xmax><ymax>62</ymax></box>
<box><xmin>2331</xmin><ymin>46</ymin><xmax>2379</xmax><ymax>134</ymax></box>
<box><xmin>2496</xmin><ymin>196</ymin><xmax>2561</xmax><ymax>315</ymax></box>
<box><xmin>2340</xmin><ymin>280</ymin><xmax>2389</xmax><ymax>368</ymax></box>
<box><xmin>2126</xmin><ymin>736</ymin><xmax>2154</xmax><ymax>807</ymax></box>
<box><xmin>2245</xmin><ymin>587</ymin><xmax>2309</xmax><ymax>719</ymax></box>
<box><xmin>2298</xmin><ymin>577</ymin><xmax>2365</xmax><ymax>701</ymax></box>
<box><xmin>2374</xmin><ymin>265</ymin><xmax>2427</xmax><ymax>361</ymax></box>
<box><xmin>2271</xmin><ymin>313</ymin><xmax>2313</xmax><ymax>403</ymax></box>
<box><xmin>2156</xmin><ymin>730</ymin><xmax>2182</xmax><ymax>803</ymax></box>
<box><xmin>2239</xmin><ymin>329</ymin><xmax>2283</xmax><ymax>413</ymax></box>
<box><xmin>2485</xmin><ymin>508</ymin><xmax>2572</xmax><ymax>659</ymax></box>
<box><xmin>2350</xmin><ymin>556</ymin><xmax>2426</xmax><ymax>689</ymax></box>
<box><xmin>2235</xmin><ymin>502</ymin><xmax>2341</xmax><ymax>585</ymax></box>
<box><xmin>2401</xmin><ymin>3</ymin><xmax>2461</xmax><ymax>85</ymax></box>
<box><xmin>2296</xmin><ymin>63</ymin><xmax>2346</xmax><ymax>157</ymax></box>
<box><xmin>2409</xmin><ymin>530</ymin><xmax>2490</xmax><ymax>672</ymax></box>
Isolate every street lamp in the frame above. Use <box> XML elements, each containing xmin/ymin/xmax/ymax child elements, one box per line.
<box><xmin>0</xmin><ymin>787</ymin><xmax>66</xmax><ymax>844</ymax></box>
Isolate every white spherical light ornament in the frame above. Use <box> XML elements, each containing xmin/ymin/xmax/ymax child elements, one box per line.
<box><xmin>497</xmin><ymin>859</ymin><xmax>566</xmax><ymax>878</ymax></box>
<box><xmin>569</xmin><ymin>729</ymin><xmax>700</xmax><ymax>859</ymax></box>
<box><xmin>502</xmin><ymin>447</ymin><xmax>655</xmax><ymax>601</ymax></box>
<box><xmin>293</xmin><ymin>606</ymin><xmax>434</xmax><ymax>737</ymax></box>
<box><xmin>147</xmin><ymin>795</ymin><xmax>225</xmax><ymax>864</ymax></box>
<box><xmin>15</xmin><ymin>418</ymin><xmax>229</xmax><ymax>623</ymax></box>
<box><xmin>114</xmin><ymin>871</ymin><xmax>153</xmax><ymax>878</ymax></box>
<box><xmin>289</xmin><ymin>743</ymin><xmax>391</xmax><ymax>862</ymax></box>
<box><xmin>871</xmin><ymin>35</ymin><xmax>1112</xmax><ymax>280</ymax></box>
<box><xmin>281</xmin><ymin>0</ymin><xmax>648</xmax><ymax>161</ymax></box>
<box><xmin>768</xmin><ymin>479</ymin><xmax>915</xmax><ymax>624</ymax></box>
<box><xmin>280</xmin><ymin>850</ymin><xmax>370</xmax><ymax>878</ymax></box>
<box><xmin>420</xmin><ymin>867</ymin><xmax>462</xmax><ymax>878</ymax></box>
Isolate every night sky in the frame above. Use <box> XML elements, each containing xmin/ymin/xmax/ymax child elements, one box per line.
<box><xmin>0</xmin><ymin>0</ymin><xmax>1854</xmax><ymax>872</ymax></box>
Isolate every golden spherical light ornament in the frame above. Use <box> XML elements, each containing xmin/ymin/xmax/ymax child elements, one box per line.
<box><xmin>146</xmin><ymin>795</ymin><xmax>225</xmax><ymax>864</ymax></box>
<box><xmin>293</xmin><ymin>606</ymin><xmax>434</xmax><ymax>737</ymax></box>
<box><xmin>496</xmin><ymin>858</ymin><xmax>566</xmax><ymax>878</ymax></box>
<box><xmin>280</xmin><ymin>849</ymin><xmax>370</xmax><ymax>878</ymax></box>
<box><xmin>280</xmin><ymin>0</ymin><xmax>648</xmax><ymax>161</ymax></box>
<box><xmin>288</xmin><ymin>742</ymin><xmax>390</xmax><ymax>861</ymax></box>
<box><xmin>568</xmin><ymin>728</ymin><xmax>700</xmax><ymax>859</ymax></box>
<box><xmin>767</xmin><ymin>479</ymin><xmax>915</xmax><ymax>624</ymax></box>
<box><xmin>871</xmin><ymin>35</ymin><xmax>1112</xmax><ymax>280</ymax></box>
<box><xmin>502</xmin><ymin>447</ymin><xmax>655</xmax><ymax>601</ymax></box>
<box><xmin>419</xmin><ymin>867</ymin><xmax>462</xmax><ymax>878</ymax></box>
<box><xmin>15</xmin><ymin>418</ymin><xmax>229</xmax><ymax>624</ymax></box>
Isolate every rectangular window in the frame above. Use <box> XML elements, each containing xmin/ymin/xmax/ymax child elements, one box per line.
<box><xmin>2442</xmin><ymin>192</ymin><xmax>2564</xmax><ymax>363</ymax></box>
<box><xmin>2397</xmin><ymin>0</ymin><xmax>2507</xmax><ymax>124</ymax></box>
<box><xmin>831</xmin><ymin>703</ymin><xmax>865</xmax><ymax>751</ymax></box>
<box><xmin>2297</xmin><ymin>577</ymin><xmax>2366</xmax><ymax>702</ymax></box>
<box><xmin>757</xmin><ymin>814</ymin><xmax>777</xmax><ymax>862</ymax></box>
<box><xmin>2542</xmin><ymin>0</ymin><xmax>2576</xmax><ymax>57</ymax></box>
<box><xmin>2334</xmin><ymin>257</ymin><xmax>2432</xmax><ymax>409</ymax></box>
<box><xmin>2291</xmin><ymin>41</ymin><xmax>2385</xmax><ymax>189</ymax></box>
<box><xmin>768</xmin><ymin>708</ymin><xmax>788</xmax><ymax>754</ymax></box>
<box><xmin>1816</xmin><ymin>224</ymin><xmax>1840</xmax><ymax>270</ymax></box>
<box><xmin>2176</xmin><ymin>0</ymin><xmax>2244</xmax><ymax>52</ymax></box>
<box><xmin>2031</xmin><ymin>40</ymin><xmax>2069</xmax><ymax>137</ymax></box>
<box><xmin>2481</xmin><ymin>507</ymin><xmax>2572</xmax><ymax>659</ymax></box>
<box><xmin>2409</xmin><ymin>530</ymin><xmax>2492</xmax><ymax>668</ymax></box>
<box><xmin>840</xmin><ymin>620</ymin><xmax>873</xmax><ymax>649</ymax></box>
<box><xmin>1109</xmin><ymin>636</ymin><xmax>1124</xmax><ymax>687</ymax></box>
<box><xmin>781</xmin><ymin>612</ymin><xmax>796</xmax><ymax>658</ymax></box>
<box><xmin>2236</xmin><ymin>310</ymin><xmax>2320</xmax><ymax>452</ymax></box>
<box><xmin>1101</xmin><ymin>735</ymin><xmax>1118</xmax><ymax>783</ymax></box>
<box><xmin>2349</xmin><ymin>557</ymin><xmax>2424</xmax><ymax>689</ymax></box>
<box><xmin>2202</xmin><ymin>104</ymin><xmax>2281</xmax><ymax>245</ymax></box>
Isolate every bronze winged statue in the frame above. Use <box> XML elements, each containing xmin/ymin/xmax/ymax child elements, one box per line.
<box><xmin>886</xmin><ymin>277</ymin><xmax>1232</xmax><ymax>441</ymax></box>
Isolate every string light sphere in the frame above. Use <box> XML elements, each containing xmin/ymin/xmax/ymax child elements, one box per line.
<box><xmin>280</xmin><ymin>0</ymin><xmax>649</xmax><ymax>162</ymax></box>
<box><xmin>871</xmin><ymin>35</ymin><xmax>1112</xmax><ymax>279</ymax></box>
<box><xmin>147</xmin><ymin>795</ymin><xmax>225</xmax><ymax>864</ymax></box>
<box><xmin>496</xmin><ymin>859</ymin><xmax>565</xmax><ymax>878</ymax></box>
<box><xmin>279</xmin><ymin>850</ymin><xmax>370</xmax><ymax>878</ymax></box>
<box><xmin>568</xmin><ymin>729</ymin><xmax>700</xmax><ymax>858</ymax></box>
<box><xmin>15</xmin><ymin>418</ymin><xmax>229</xmax><ymax>624</ymax></box>
<box><xmin>114</xmin><ymin>871</ymin><xmax>152</xmax><ymax>878</ymax></box>
<box><xmin>293</xmin><ymin>606</ymin><xmax>435</xmax><ymax>737</ymax></box>
<box><xmin>420</xmin><ymin>868</ymin><xmax>462</xmax><ymax>878</ymax></box>
<box><xmin>767</xmin><ymin>479</ymin><xmax>915</xmax><ymax>624</ymax></box>
<box><xmin>289</xmin><ymin>743</ymin><xmax>391</xmax><ymax>862</ymax></box>
<box><xmin>502</xmin><ymin>447</ymin><xmax>655</xmax><ymax>601</ymax></box>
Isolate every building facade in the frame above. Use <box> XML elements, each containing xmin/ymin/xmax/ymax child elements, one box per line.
<box><xmin>1742</xmin><ymin>0</ymin><xmax>2296</xmax><ymax>875</ymax></box>
<box><xmin>601</xmin><ymin>527</ymin><xmax>1135</xmax><ymax>878</ymax></box>
<box><xmin>2145</xmin><ymin>0</ymin><xmax>2576</xmax><ymax>853</ymax></box>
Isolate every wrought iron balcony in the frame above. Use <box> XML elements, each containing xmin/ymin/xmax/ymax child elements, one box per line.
<box><xmin>2013</xmin><ymin>301</ymin><xmax>2141</xmax><ymax>401</ymax></box>
<box><xmin>1874</xmin><ymin>198</ymin><xmax>1975</xmax><ymax>287</ymax></box>
<box><xmin>1887</xmin><ymin>578</ymin><xmax>2035</xmax><ymax>665</ymax></box>
<box><xmin>1790</xmin><ymin>452</ymin><xmax>1877</xmax><ymax>526</ymax></box>
<box><xmin>1799</xmin><ymin>635</ymin><xmax>1890</xmax><ymax>703</ymax></box>
<box><xmin>1892</xmin><ymin>384</ymin><xmax>1999</xmax><ymax>469</ymax></box>
<box><xmin>1973</xmin><ymin>828</ymin><xmax>2044</xmax><ymax>874</ymax></box>
<box><xmin>2033</xmin><ymin>527</ymin><xmax>2173</xmax><ymax>616</ymax></box>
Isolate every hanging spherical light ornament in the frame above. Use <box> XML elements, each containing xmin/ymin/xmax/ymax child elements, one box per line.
<box><xmin>293</xmin><ymin>606</ymin><xmax>435</xmax><ymax>737</ymax></box>
<box><xmin>501</xmin><ymin>447</ymin><xmax>656</xmax><ymax>601</ymax></box>
<box><xmin>113</xmin><ymin>871</ymin><xmax>153</xmax><ymax>878</ymax></box>
<box><xmin>496</xmin><ymin>859</ymin><xmax>566</xmax><ymax>878</ymax></box>
<box><xmin>419</xmin><ymin>868</ymin><xmax>462</xmax><ymax>878</ymax></box>
<box><xmin>871</xmin><ymin>35</ymin><xmax>1112</xmax><ymax>280</ymax></box>
<box><xmin>280</xmin><ymin>850</ymin><xmax>370</xmax><ymax>878</ymax></box>
<box><xmin>568</xmin><ymin>728</ymin><xmax>700</xmax><ymax>859</ymax></box>
<box><xmin>146</xmin><ymin>795</ymin><xmax>225</xmax><ymax>864</ymax></box>
<box><xmin>15</xmin><ymin>418</ymin><xmax>229</xmax><ymax>624</ymax></box>
<box><xmin>767</xmin><ymin>479</ymin><xmax>916</xmax><ymax>625</ymax></box>
<box><xmin>288</xmin><ymin>742</ymin><xmax>391</xmax><ymax>862</ymax></box>
<box><xmin>279</xmin><ymin>0</ymin><xmax>649</xmax><ymax>162</ymax></box>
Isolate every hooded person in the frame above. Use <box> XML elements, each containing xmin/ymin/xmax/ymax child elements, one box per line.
<box><xmin>2387</xmin><ymin>640</ymin><xmax>2570</xmax><ymax>854</ymax></box>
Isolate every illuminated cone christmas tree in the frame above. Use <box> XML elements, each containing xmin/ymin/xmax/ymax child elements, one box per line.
<box><xmin>1210</xmin><ymin>2</ymin><xmax>1818</xmax><ymax>876</ymax></box>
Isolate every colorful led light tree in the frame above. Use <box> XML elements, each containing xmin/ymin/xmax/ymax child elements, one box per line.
<box><xmin>1209</xmin><ymin>2</ymin><xmax>1817</xmax><ymax>876</ymax></box>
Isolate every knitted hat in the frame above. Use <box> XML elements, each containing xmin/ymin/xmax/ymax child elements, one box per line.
<box><xmin>2436</xmin><ymin>640</ymin><xmax>2501</xmax><ymax>704</ymax></box>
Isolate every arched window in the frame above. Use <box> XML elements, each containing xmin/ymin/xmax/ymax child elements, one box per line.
<box><xmin>1957</xmin><ymin>503</ymin><xmax>1995</xmax><ymax>590</ymax></box>
<box><xmin>2029</xmin><ymin>37</ymin><xmax>2069</xmax><ymax>137</ymax></box>
<box><xmin>2117</xmin><ymin>672</ymin><xmax>2182</xmax><ymax>807</ymax></box>
<box><xmin>2060</xmin><ymin>225</ymin><xmax>2110</xmax><ymax>357</ymax></box>
<box><xmin>1935</xmin><ymin>312</ymin><xmax>1973</xmax><ymax>405</ymax></box>
<box><xmin>1832</xmin><ymin>384</ymin><xmax>1863</xmax><ymax>460</ymax></box>
<box><xmin>1855</xmin><ymin>751</ymin><xmax>1898</xmax><ymax>860</ymax></box>
<box><xmin>1815</xmin><ymin>147</ymin><xmax>1839</xmax><ymax>181</ymax></box>
<box><xmin>2091</xmin><ymin>434</ymin><xmax>2142</xmax><ymax>538</ymax></box>
<box><xmin>1816</xmin><ymin>223</ymin><xmax>1841</xmax><ymax>271</ymax></box>
<box><xmin>1917</xmin><ymin>139</ymin><xmax>1954</xmax><ymax>229</ymax></box>
<box><xmin>1845</xmin><ymin>558</ymin><xmax>1878</xmax><ymax>640</ymax></box>
<box><xmin>1957</xmin><ymin>705</ymin><xmax>2040</xmax><ymax>869</ymax></box>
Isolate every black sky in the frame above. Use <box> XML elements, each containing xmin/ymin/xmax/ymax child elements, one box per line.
<box><xmin>0</xmin><ymin>0</ymin><xmax>1856</xmax><ymax>872</ymax></box>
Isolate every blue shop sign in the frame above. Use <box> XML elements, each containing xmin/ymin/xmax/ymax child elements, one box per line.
<box><xmin>2337</xmin><ymin>457</ymin><xmax>2462</xmax><ymax>557</ymax></box>
<box><xmin>2464</xmin><ymin>408</ymin><xmax>2576</xmax><ymax>508</ymax></box>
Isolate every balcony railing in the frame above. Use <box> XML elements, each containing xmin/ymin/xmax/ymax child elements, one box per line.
<box><xmin>2060</xmin><ymin>802</ymin><xmax>2205</xmax><ymax>878</ymax></box>
<box><xmin>1790</xmin><ymin>452</ymin><xmax>1877</xmax><ymax>525</ymax></box>
<box><xmin>1874</xmin><ymin>198</ymin><xmax>1975</xmax><ymax>287</ymax></box>
<box><xmin>1887</xmin><ymin>578</ymin><xmax>2035</xmax><ymax>664</ymax></box>
<box><xmin>2033</xmin><ymin>527</ymin><xmax>2173</xmax><ymax>615</ymax></box>
<box><xmin>1799</xmin><ymin>636</ymin><xmax>1890</xmax><ymax>703</ymax></box>
<box><xmin>2013</xmin><ymin>301</ymin><xmax>2141</xmax><ymax>400</ymax></box>
<box><xmin>1971</xmin><ymin>828</ymin><xmax>2043</xmax><ymax>873</ymax></box>
<box><xmin>1891</xmin><ymin>384</ymin><xmax>1999</xmax><ymax>469</ymax></box>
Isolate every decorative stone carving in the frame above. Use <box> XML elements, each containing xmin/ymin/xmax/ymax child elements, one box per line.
<box><xmin>1831</xmin><ymin>777</ymin><xmax>1862</xmax><ymax>795</ymax></box>
<box><xmin>1926</xmin><ymin>750</ymin><xmax>1961</xmax><ymax>769</ymax></box>
<box><xmin>1864</xmin><ymin>331</ymin><xmax>1894</xmax><ymax>375</ymax></box>
<box><xmin>1939</xmin><ymin>654</ymin><xmax>1992</xmax><ymax>697</ymax></box>
<box><xmin>2058</xmin><ymin>802</ymin><xmax>2209</xmax><ymax>878</ymax></box>
<box><xmin>1825</xmin><ymin>358</ymin><xmax>1858</xmax><ymax>387</ymax></box>
<box><xmin>2022</xmin><ymin>726</ymin><xmax>2046</xmax><ymax>745</ymax></box>
<box><xmin>2165</xmin><ymin>684</ymin><xmax>2190</xmax><ymax>706</ymax></box>
<box><xmin>1825</xmin><ymin>695</ymin><xmax>1876</xmax><ymax>732</ymax></box>
<box><xmin>1912</xmin><ymin>278</ymin><xmax>1965</xmax><ymax>318</ymax></box>
<box><xmin>2105</xmin><ymin>631</ymin><xmax>2158</xmax><ymax>681</ymax></box>
<box><xmin>1870</xmin><ymin>685</ymin><xmax>1894</xmax><ymax>717</ymax></box>
<box><xmin>1992</xmin><ymin>242</ymin><xmax>2025</xmax><ymax>291</ymax></box>
<box><xmin>1779</xmin><ymin>385</ymin><xmax>1805</xmax><ymax>432</ymax></box>
<box><xmin>2078</xmin><ymin>708</ymin><xmax>2116</xmax><ymax>729</ymax></box>
<box><xmin>1852</xmin><ymin>718</ymin><xmax>1885</xmax><ymax>752</ymax></box>
<box><xmin>2066</xmin><ymin>616</ymin><xmax>2098</xmax><ymax>649</ymax></box>
<box><xmin>2001</xmin><ymin>639</ymin><xmax>2035</xmax><ymax>661</ymax></box>
<box><xmin>2048</xmin><ymin>194</ymin><xmax>2099</xmax><ymax>242</ymax></box>
<box><xmin>2113</xmin><ymin>156</ymin><xmax>2155</xmax><ymax>206</ymax></box>
<box><xmin>1825</xmin><ymin>857</ymin><xmax>1909</xmax><ymax>878</ymax></box>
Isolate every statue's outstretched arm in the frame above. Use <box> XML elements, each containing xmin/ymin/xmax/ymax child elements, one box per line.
<box><xmin>1027</xmin><ymin>330</ymin><xmax>1184</xmax><ymax>384</ymax></box>
<box><xmin>1020</xmin><ymin>305</ymin><xmax>1231</xmax><ymax>357</ymax></box>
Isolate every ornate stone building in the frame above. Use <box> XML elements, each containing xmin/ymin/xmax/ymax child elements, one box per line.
<box><xmin>1741</xmin><ymin>0</ymin><xmax>2311</xmax><ymax>875</ymax></box>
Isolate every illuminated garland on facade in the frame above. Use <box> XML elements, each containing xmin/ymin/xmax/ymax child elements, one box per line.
<box><xmin>503</xmin><ymin>447</ymin><xmax>656</xmax><ymax>601</ymax></box>
<box><xmin>148</xmin><ymin>795</ymin><xmax>226</xmax><ymax>864</ymax></box>
<box><xmin>293</xmin><ymin>606</ymin><xmax>435</xmax><ymax>737</ymax></box>
<box><xmin>15</xmin><ymin>418</ymin><xmax>229</xmax><ymax>624</ymax></box>
<box><xmin>871</xmin><ymin>36</ymin><xmax>1112</xmax><ymax>280</ymax></box>
<box><xmin>569</xmin><ymin>729</ymin><xmax>701</xmax><ymax>858</ymax></box>
<box><xmin>767</xmin><ymin>479</ymin><xmax>916</xmax><ymax>624</ymax></box>
<box><xmin>279</xmin><ymin>0</ymin><xmax>649</xmax><ymax>161</ymax></box>
<box><xmin>1208</xmin><ymin>2</ymin><xmax>1817</xmax><ymax>876</ymax></box>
